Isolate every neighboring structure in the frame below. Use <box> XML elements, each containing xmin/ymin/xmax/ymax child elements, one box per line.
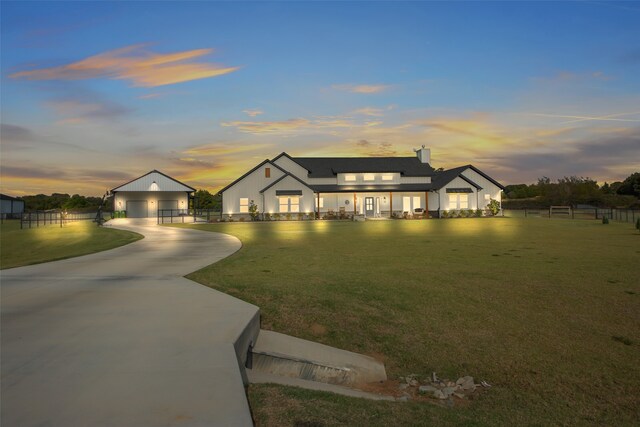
<box><xmin>1</xmin><ymin>193</ymin><xmax>25</xmax><ymax>219</ymax></box>
<box><xmin>218</xmin><ymin>147</ymin><xmax>504</xmax><ymax>219</ymax></box>
<box><xmin>111</xmin><ymin>170</ymin><xmax>195</xmax><ymax>218</ymax></box>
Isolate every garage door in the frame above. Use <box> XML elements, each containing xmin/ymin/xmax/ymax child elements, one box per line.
<box><xmin>158</xmin><ymin>200</ymin><xmax>178</xmax><ymax>212</ymax></box>
<box><xmin>126</xmin><ymin>200</ymin><xmax>148</xmax><ymax>218</ymax></box>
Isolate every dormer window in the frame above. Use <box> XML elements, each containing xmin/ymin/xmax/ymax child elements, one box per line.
<box><xmin>363</xmin><ymin>174</ymin><xmax>375</xmax><ymax>181</ymax></box>
<box><xmin>344</xmin><ymin>174</ymin><xmax>356</xmax><ymax>182</ymax></box>
<box><xmin>382</xmin><ymin>175</ymin><xmax>394</xmax><ymax>181</ymax></box>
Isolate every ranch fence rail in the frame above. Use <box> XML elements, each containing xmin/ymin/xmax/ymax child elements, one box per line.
<box><xmin>503</xmin><ymin>207</ymin><xmax>638</xmax><ymax>223</ymax></box>
<box><xmin>157</xmin><ymin>208</ymin><xmax>221</xmax><ymax>224</ymax></box>
<box><xmin>20</xmin><ymin>210</ymin><xmax>104</xmax><ymax>229</ymax></box>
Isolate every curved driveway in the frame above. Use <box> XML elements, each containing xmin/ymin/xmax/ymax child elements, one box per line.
<box><xmin>1</xmin><ymin>220</ymin><xmax>257</xmax><ymax>426</ymax></box>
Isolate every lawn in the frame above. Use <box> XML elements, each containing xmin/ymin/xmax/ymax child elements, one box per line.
<box><xmin>0</xmin><ymin>220</ymin><xmax>143</xmax><ymax>269</ymax></box>
<box><xmin>174</xmin><ymin>218</ymin><xmax>639</xmax><ymax>426</ymax></box>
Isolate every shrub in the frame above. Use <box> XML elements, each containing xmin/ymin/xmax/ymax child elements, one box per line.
<box><xmin>273</xmin><ymin>213</ymin><xmax>281</xmax><ymax>221</ymax></box>
<box><xmin>602</xmin><ymin>216</ymin><xmax>609</xmax><ymax>224</ymax></box>
<box><xmin>285</xmin><ymin>213</ymin><xmax>292</xmax><ymax>221</ymax></box>
<box><xmin>297</xmin><ymin>212</ymin><xmax>304</xmax><ymax>221</ymax></box>
<box><xmin>475</xmin><ymin>208</ymin><xmax>483</xmax><ymax>217</ymax></box>
<box><xmin>487</xmin><ymin>198</ymin><xmax>501</xmax><ymax>216</ymax></box>
<box><xmin>248</xmin><ymin>200</ymin><xmax>259</xmax><ymax>221</ymax></box>
<box><xmin>239</xmin><ymin>217</ymin><xmax>246</xmax><ymax>222</ymax></box>
<box><xmin>441</xmin><ymin>210</ymin><xmax>449</xmax><ymax>218</ymax></box>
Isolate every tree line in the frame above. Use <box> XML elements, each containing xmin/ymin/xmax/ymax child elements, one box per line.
<box><xmin>20</xmin><ymin>190</ymin><xmax>222</xmax><ymax>212</ymax></box>
<box><xmin>503</xmin><ymin>172</ymin><xmax>640</xmax><ymax>208</ymax></box>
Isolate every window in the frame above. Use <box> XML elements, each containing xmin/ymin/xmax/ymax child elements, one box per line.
<box><xmin>265</xmin><ymin>167</ymin><xmax>271</xmax><ymax>178</ymax></box>
<box><xmin>460</xmin><ymin>194</ymin><xmax>468</xmax><ymax>209</ymax></box>
<box><xmin>290</xmin><ymin>196</ymin><xmax>300</xmax><ymax>213</ymax></box>
<box><xmin>239</xmin><ymin>198</ymin><xmax>249</xmax><ymax>213</ymax></box>
<box><xmin>279</xmin><ymin>196</ymin><xmax>300</xmax><ymax>213</ymax></box>
<box><xmin>448</xmin><ymin>194</ymin><xmax>469</xmax><ymax>210</ymax></box>
<box><xmin>318</xmin><ymin>197</ymin><xmax>324</xmax><ymax>208</ymax></box>
<box><xmin>403</xmin><ymin>196</ymin><xmax>411</xmax><ymax>212</ymax></box>
<box><xmin>449</xmin><ymin>194</ymin><xmax>458</xmax><ymax>209</ymax></box>
<box><xmin>382</xmin><ymin>175</ymin><xmax>394</xmax><ymax>181</ymax></box>
<box><xmin>363</xmin><ymin>173</ymin><xmax>375</xmax><ymax>181</ymax></box>
<box><xmin>413</xmin><ymin>196</ymin><xmax>421</xmax><ymax>210</ymax></box>
<box><xmin>279</xmin><ymin>197</ymin><xmax>288</xmax><ymax>213</ymax></box>
<box><xmin>344</xmin><ymin>174</ymin><xmax>356</xmax><ymax>182</ymax></box>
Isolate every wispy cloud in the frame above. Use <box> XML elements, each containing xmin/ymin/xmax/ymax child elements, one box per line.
<box><xmin>221</xmin><ymin>116</ymin><xmax>358</xmax><ymax>135</ymax></box>
<box><xmin>182</xmin><ymin>142</ymin><xmax>272</xmax><ymax>156</ymax></box>
<box><xmin>523</xmin><ymin>111</ymin><xmax>640</xmax><ymax>124</ymax></box>
<box><xmin>10</xmin><ymin>44</ymin><xmax>240</xmax><ymax>87</ymax></box>
<box><xmin>243</xmin><ymin>109</ymin><xmax>264</xmax><ymax>117</ymax></box>
<box><xmin>47</xmin><ymin>97</ymin><xmax>132</xmax><ymax>124</ymax></box>
<box><xmin>332</xmin><ymin>83</ymin><xmax>390</xmax><ymax>94</ymax></box>
<box><xmin>351</xmin><ymin>107</ymin><xmax>385</xmax><ymax>117</ymax></box>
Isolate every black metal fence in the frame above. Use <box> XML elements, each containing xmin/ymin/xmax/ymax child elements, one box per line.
<box><xmin>20</xmin><ymin>211</ymin><xmax>104</xmax><ymax>229</ymax></box>
<box><xmin>157</xmin><ymin>209</ymin><xmax>220</xmax><ymax>224</ymax></box>
<box><xmin>504</xmin><ymin>208</ymin><xmax>639</xmax><ymax>223</ymax></box>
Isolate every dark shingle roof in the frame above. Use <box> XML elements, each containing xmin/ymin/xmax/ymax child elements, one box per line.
<box><xmin>431</xmin><ymin>165</ymin><xmax>504</xmax><ymax>191</ymax></box>
<box><xmin>310</xmin><ymin>184</ymin><xmax>434</xmax><ymax>193</ymax></box>
<box><xmin>291</xmin><ymin>157</ymin><xmax>436</xmax><ymax>178</ymax></box>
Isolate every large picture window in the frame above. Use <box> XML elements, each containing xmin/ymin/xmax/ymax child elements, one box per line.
<box><xmin>448</xmin><ymin>194</ymin><xmax>469</xmax><ymax>210</ymax></box>
<box><xmin>279</xmin><ymin>196</ymin><xmax>300</xmax><ymax>212</ymax></box>
<box><xmin>239</xmin><ymin>198</ymin><xmax>249</xmax><ymax>213</ymax></box>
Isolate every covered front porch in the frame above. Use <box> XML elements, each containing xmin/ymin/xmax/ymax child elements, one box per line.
<box><xmin>314</xmin><ymin>191</ymin><xmax>434</xmax><ymax>219</ymax></box>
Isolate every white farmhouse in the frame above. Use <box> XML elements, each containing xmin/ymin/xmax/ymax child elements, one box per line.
<box><xmin>219</xmin><ymin>147</ymin><xmax>504</xmax><ymax>219</ymax></box>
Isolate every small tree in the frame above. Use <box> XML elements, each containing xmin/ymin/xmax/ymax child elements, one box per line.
<box><xmin>248</xmin><ymin>200</ymin><xmax>259</xmax><ymax>221</ymax></box>
<box><xmin>487</xmin><ymin>198</ymin><xmax>501</xmax><ymax>216</ymax></box>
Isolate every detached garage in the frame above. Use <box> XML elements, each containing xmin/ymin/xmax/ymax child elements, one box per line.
<box><xmin>111</xmin><ymin>170</ymin><xmax>195</xmax><ymax>218</ymax></box>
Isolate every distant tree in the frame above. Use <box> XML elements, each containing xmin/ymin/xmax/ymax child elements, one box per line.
<box><xmin>193</xmin><ymin>189</ymin><xmax>221</xmax><ymax>210</ymax></box>
<box><xmin>616</xmin><ymin>172</ymin><xmax>640</xmax><ymax>198</ymax></box>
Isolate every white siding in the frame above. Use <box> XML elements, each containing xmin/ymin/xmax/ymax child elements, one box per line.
<box><xmin>114</xmin><ymin>191</ymin><xmax>189</xmax><ymax>217</ymax></box>
<box><xmin>440</xmin><ymin>176</ymin><xmax>479</xmax><ymax>210</ymax></box>
<box><xmin>113</xmin><ymin>171</ymin><xmax>192</xmax><ymax>192</ymax></box>
<box><xmin>221</xmin><ymin>162</ymin><xmax>285</xmax><ymax>215</ymax></box>
<box><xmin>306</xmin><ymin>177</ymin><xmax>338</xmax><ymax>185</ymax></box>
<box><xmin>460</xmin><ymin>168</ymin><xmax>502</xmax><ymax>208</ymax></box>
<box><xmin>262</xmin><ymin>175</ymin><xmax>314</xmax><ymax>214</ymax></box>
<box><xmin>272</xmin><ymin>156</ymin><xmax>310</xmax><ymax>182</ymax></box>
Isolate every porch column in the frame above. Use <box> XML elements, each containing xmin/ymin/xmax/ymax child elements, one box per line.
<box><xmin>353</xmin><ymin>193</ymin><xmax>357</xmax><ymax>216</ymax></box>
<box><xmin>425</xmin><ymin>191</ymin><xmax>429</xmax><ymax>218</ymax></box>
<box><xmin>389</xmin><ymin>192</ymin><xmax>393</xmax><ymax>218</ymax></box>
<box><xmin>317</xmin><ymin>192</ymin><xmax>320</xmax><ymax>219</ymax></box>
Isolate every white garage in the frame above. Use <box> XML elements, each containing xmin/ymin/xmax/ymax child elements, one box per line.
<box><xmin>111</xmin><ymin>170</ymin><xmax>195</xmax><ymax>218</ymax></box>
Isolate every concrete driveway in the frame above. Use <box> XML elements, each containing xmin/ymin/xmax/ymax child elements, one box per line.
<box><xmin>1</xmin><ymin>220</ymin><xmax>259</xmax><ymax>426</ymax></box>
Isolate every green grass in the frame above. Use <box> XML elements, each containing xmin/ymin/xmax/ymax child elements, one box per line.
<box><xmin>172</xmin><ymin>218</ymin><xmax>640</xmax><ymax>426</ymax></box>
<box><xmin>0</xmin><ymin>220</ymin><xmax>143</xmax><ymax>269</ymax></box>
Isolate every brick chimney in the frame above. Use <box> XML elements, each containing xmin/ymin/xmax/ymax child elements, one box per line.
<box><xmin>415</xmin><ymin>145</ymin><xmax>431</xmax><ymax>164</ymax></box>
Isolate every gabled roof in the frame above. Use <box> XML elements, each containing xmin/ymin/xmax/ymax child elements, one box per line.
<box><xmin>431</xmin><ymin>165</ymin><xmax>504</xmax><ymax>191</ymax></box>
<box><xmin>217</xmin><ymin>159</ymin><xmax>288</xmax><ymax>195</ymax></box>
<box><xmin>111</xmin><ymin>170</ymin><xmax>195</xmax><ymax>193</ymax></box>
<box><xmin>259</xmin><ymin>172</ymin><xmax>313</xmax><ymax>194</ymax></box>
<box><xmin>272</xmin><ymin>152</ymin><xmax>311</xmax><ymax>172</ymax></box>
<box><xmin>290</xmin><ymin>156</ymin><xmax>435</xmax><ymax>178</ymax></box>
<box><xmin>0</xmin><ymin>193</ymin><xmax>23</xmax><ymax>201</ymax></box>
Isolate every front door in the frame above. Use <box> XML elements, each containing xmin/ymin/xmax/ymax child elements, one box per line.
<box><xmin>365</xmin><ymin>197</ymin><xmax>374</xmax><ymax>217</ymax></box>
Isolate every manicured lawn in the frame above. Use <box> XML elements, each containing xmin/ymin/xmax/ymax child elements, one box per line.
<box><xmin>176</xmin><ymin>218</ymin><xmax>639</xmax><ymax>426</ymax></box>
<box><xmin>0</xmin><ymin>220</ymin><xmax>143</xmax><ymax>269</ymax></box>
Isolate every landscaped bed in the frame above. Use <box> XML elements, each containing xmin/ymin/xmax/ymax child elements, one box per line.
<box><xmin>0</xmin><ymin>220</ymin><xmax>143</xmax><ymax>269</ymax></box>
<box><xmin>173</xmin><ymin>218</ymin><xmax>639</xmax><ymax>426</ymax></box>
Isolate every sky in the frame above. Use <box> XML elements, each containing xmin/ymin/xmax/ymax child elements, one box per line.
<box><xmin>1</xmin><ymin>1</ymin><xmax>639</xmax><ymax>196</ymax></box>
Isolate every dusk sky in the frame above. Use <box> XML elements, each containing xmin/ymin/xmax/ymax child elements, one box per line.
<box><xmin>1</xmin><ymin>1</ymin><xmax>639</xmax><ymax>196</ymax></box>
